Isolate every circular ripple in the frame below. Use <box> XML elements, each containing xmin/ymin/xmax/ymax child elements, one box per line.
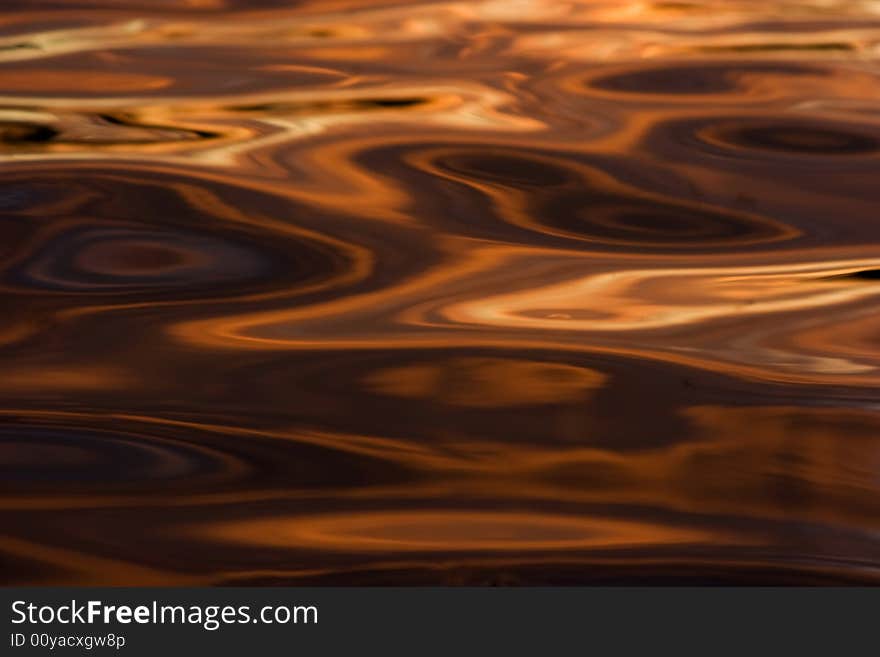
<box><xmin>364</xmin><ymin>357</ymin><xmax>607</xmax><ymax>407</ymax></box>
<box><xmin>203</xmin><ymin>510</ymin><xmax>709</xmax><ymax>552</ymax></box>
<box><xmin>0</xmin><ymin>425</ymin><xmax>239</xmax><ymax>492</ymax></box>
<box><xmin>652</xmin><ymin>116</ymin><xmax>880</xmax><ymax>161</ymax></box>
<box><xmin>538</xmin><ymin>191</ymin><xmax>793</xmax><ymax>248</ymax></box>
<box><xmin>0</xmin><ymin>168</ymin><xmax>353</xmax><ymax>299</ymax></box>
<box><xmin>421</xmin><ymin>147</ymin><xmax>794</xmax><ymax>249</ymax></box>
<box><xmin>584</xmin><ymin>62</ymin><xmax>822</xmax><ymax>98</ymax></box>
<box><xmin>16</xmin><ymin>226</ymin><xmax>268</xmax><ymax>293</ymax></box>
<box><xmin>703</xmin><ymin>120</ymin><xmax>880</xmax><ymax>155</ymax></box>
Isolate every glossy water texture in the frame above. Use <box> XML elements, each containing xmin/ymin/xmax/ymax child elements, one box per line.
<box><xmin>2</xmin><ymin>0</ymin><xmax>880</xmax><ymax>585</ymax></box>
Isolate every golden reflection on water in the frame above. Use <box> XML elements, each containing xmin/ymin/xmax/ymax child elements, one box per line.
<box><xmin>2</xmin><ymin>0</ymin><xmax>880</xmax><ymax>585</ymax></box>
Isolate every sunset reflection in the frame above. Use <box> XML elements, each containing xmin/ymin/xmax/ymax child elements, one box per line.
<box><xmin>2</xmin><ymin>0</ymin><xmax>880</xmax><ymax>585</ymax></box>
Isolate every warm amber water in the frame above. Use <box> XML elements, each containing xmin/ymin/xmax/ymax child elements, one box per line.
<box><xmin>2</xmin><ymin>0</ymin><xmax>880</xmax><ymax>585</ymax></box>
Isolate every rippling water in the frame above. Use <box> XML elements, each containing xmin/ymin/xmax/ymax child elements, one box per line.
<box><xmin>2</xmin><ymin>0</ymin><xmax>880</xmax><ymax>585</ymax></box>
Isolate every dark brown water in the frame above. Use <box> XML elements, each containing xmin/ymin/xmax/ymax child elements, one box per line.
<box><xmin>2</xmin><ymin>0</ymin><xmax>880</xmax><ymax>585</ymax></box>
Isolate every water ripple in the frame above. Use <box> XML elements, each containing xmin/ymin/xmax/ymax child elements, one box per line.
<box><xmin>3</xmin><ymin>0</ymin><xmax>880</xmax><ymax>585</ymax></box>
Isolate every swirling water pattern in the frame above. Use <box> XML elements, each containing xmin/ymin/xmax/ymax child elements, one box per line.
<box><xmin>2</xmin><ymin>0</ymin><xmax>880</xmax><ymax>585</ymax></box>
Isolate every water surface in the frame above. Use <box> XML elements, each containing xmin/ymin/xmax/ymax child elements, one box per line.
<box><xmin>2</xmin><ymin>0</ymin><xmax>880</xmax><ymax>585</ymax></box>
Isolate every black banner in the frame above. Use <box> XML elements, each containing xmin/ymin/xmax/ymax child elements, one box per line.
<box><xmin>2</xmin><ymin>588</ymin><xmax>876</xmax><ymax>654</ymax></box>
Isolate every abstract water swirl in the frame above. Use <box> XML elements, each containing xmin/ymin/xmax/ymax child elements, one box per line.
<box><xmin>2</xmin><ymin>0</ymin><xmax>880</xmax><ymax>585</ymax></box>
